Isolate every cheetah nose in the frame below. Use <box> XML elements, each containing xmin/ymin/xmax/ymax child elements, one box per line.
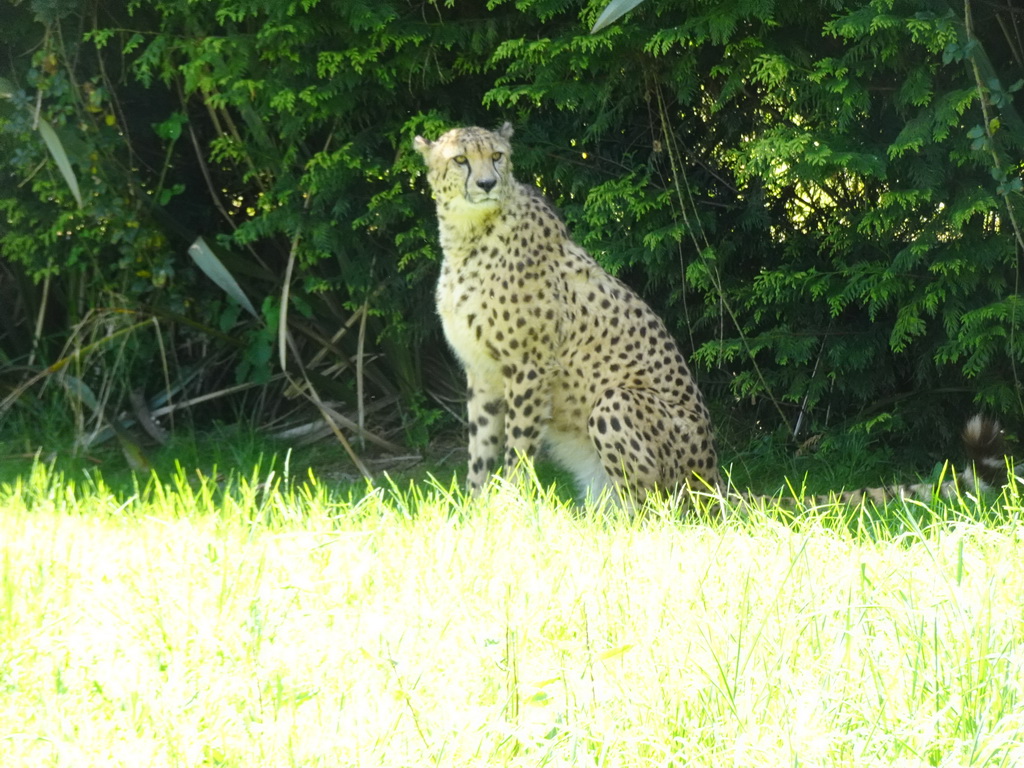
<box><xmin>476</xmin><ymin>178</ymin><xmax>497</xmax><ymax>192</ymax></box>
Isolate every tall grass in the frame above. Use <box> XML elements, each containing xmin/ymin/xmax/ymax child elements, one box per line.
<box><xmin>1</xmin><ymin>460</ymin><xmax>1022</xmax><ymax>767</ymax></box>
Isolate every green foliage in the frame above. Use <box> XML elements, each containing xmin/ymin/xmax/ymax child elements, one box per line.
<box><xmin>1</xmin><ymin>0</ymin><xmax>1023</xmax><ymax>463</ymax></box>
<box><xmin>581</xmin><ymin>0</ymin><xmax>1024</xmax><ymax>446</ymax></box>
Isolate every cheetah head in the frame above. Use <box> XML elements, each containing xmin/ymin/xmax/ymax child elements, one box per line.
<box><xmin>413</xmin><ymin>123</ymin><xmax>514</xmax><ymax>216</ymax></box>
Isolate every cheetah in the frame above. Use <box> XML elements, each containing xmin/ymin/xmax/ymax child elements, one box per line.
<box><xmin>414</xmin><ymin>123</ymin><xmax>1010</xmax><ymax>506</ymax></box>
<box><xmin>414</xmin><ymin>122</ymin><xmax>718</xmax><ymax>502</ymax></box>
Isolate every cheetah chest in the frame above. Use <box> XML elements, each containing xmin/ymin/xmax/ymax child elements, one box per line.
<box><xmin>436</xmin><ymin>251</ymin><xmax>564</xmax><ymax>383</ymax></box>
<box><xmin>436</xmin><ymin>262</ymin><xmax>503</xmax><ymax>377</ymax></box>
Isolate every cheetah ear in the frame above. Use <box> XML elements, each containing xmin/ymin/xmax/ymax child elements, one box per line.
<box><xmin>497</xmin><ymin>122</ymin><xmax>514</xmax><ymax>140</ymax></box>
<box><xmin>413</xmin><ymin>135</ymin><xmax>432</xmax><ymax>157</ymax></box>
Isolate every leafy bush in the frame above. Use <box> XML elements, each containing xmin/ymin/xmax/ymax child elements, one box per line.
<box><xmin>1</xmin><ymin>0</ymin><xmax>1022</xmax><ymax>464</ymax></box>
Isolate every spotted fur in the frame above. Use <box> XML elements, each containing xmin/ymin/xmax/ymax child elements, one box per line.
<box><xmin>414</xmin><ymin>123</ymin><xmax>1010</xmax><ymax>505</ymax></box>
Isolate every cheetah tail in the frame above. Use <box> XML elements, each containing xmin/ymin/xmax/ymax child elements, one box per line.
<box><xmin>960</xmin><ymin>414</ymin><xmax>1010</xmax><ymax>490</ymax></box>
<box><xmin>721</xmin><ymin>414</ymin><xmax>1013</xmax><ymax>513</ymax></box>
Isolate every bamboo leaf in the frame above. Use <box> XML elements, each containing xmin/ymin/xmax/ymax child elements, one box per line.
<box><xmin>37</xmin><ymin>118</ymin><xmax>83</xmax><ymax>209</ymax></box>
<box><xmin>188</xmin><ymin>236</ymin><xmax>260</xmax><ymax>319</ymax></box>
<box><xmin>590</xmin><ymin>0</ymin><xmax>646</xmax><ymax>33</ymax></box>
<box><xmin>60</xmin><ymin>373</ymin><xmax>100</xmax><ymax>412</ymax></box>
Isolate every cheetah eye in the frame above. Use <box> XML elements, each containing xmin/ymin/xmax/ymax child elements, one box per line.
<box><xmin>453</xmin><ymin>155</ymin><xmax>468</xmax><ymax>165</ymax></box>
<box><xmin>491</xmin><ymin>152</ymin><xmax>503</xmax><ymax>161</ymax></box>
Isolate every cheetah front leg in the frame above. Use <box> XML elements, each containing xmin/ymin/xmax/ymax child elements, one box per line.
<box><xmin>501</xmin><ymin>363</ymin><xmax>550</xmax><ymax>481</ymax></box>
<box><xmin>466</xmin><ymin>370</ymin><xmax>505</xmax><ymax>492</ymax></box>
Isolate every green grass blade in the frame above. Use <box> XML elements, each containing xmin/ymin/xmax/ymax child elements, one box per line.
<box><xmin>590</xmin><ymin>0</ymin><xmax>647</xmax><ymax>33</ymax></box>
<box><xmin>188</xmin><ymin>236</ymin><xmax>260</xmax><ymax>318</ymax></box>
<box><xmin>37</xmin><ymin>117</ymin><xmax>83</xmax><ymax>209</ymax></box>
<box><xmin>60</xmin><ymin>373</ymin><xmax>100</xmax><ymax>412</ymax></box>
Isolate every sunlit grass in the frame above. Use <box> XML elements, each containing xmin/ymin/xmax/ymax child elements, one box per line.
<box><xmin>1</xmin><ymin>460</ymin><xmax>1023</xmax><ymax>766</ymax></box>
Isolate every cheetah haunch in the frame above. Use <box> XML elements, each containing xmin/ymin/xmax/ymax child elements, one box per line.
<box><xmin>414</xmin><ymin>123</ymin><xmax>1010</xmax><ymax>506</ymax></box>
